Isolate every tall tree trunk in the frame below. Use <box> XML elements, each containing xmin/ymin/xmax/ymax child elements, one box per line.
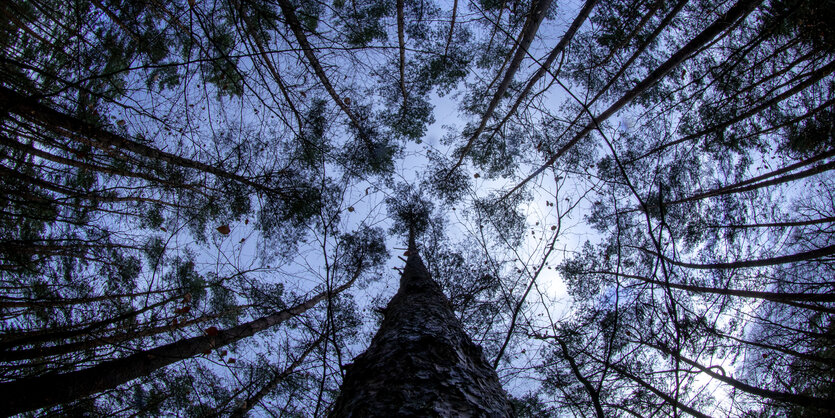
<box><xmin>489</xmin><ymin>0</ymin><xmax>599</xmax><ymax>141</ymax></box>
<box><xmin>590</xmin><ymin>270</ymin><xmax>835</xmax><ymax>302</ymax></box>
<box><xmin>329</xmin><ymin>239</ymin><xmax>512</xmax><ymax>417</ymax></box>
<box><xmin>0</xmin><ymin>293</ymin><xmax>179</xmax><ymax>350</ymax></box>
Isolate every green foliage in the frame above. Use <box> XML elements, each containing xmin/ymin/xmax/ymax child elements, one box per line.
<box><xmin>386</xmin><ymin>184</ymin><xmax>435</xmax><ymax>236</ymax></box>
<box><xmin>214</xmin><ymin>179</ymin><xmax>253</xmax><ymax>220</ymax></box>
<box><xmin>141</xmin><ymin>204</ymin><xmax>165</xmax><ymax>230</ymax></box>
<box><xmin>333</xmin><ymin>0</ymin><xmax>393</xmax><ymax>46</ymax></box>
<box><xmin>422</xmin><ymin>152</ymin><xmax>471</xmax><ymax>205</ymax></box>
<box><xmin>102</xmin><ymin>249</ymin><xmax>142</xmax><ymax>294</ymax></box>
<box><xmin>164</xmin><ymin>255</ymin><xmax>207</xmax><ymax>303</ymax></box>
<box><xmin>147</xmin><ymin>66</ymin><xmax>181</xmax><ymax>91</ymax></box>
<box><xmin>477</xmin><ymin>0</ymin><xmax>533</xmax><ymax>26</ymax></box>
<box><xmin>784</xmin><ymin>107</ymin><xmax>835</xmax><ymax>156</ymax></box>
<box><xmin>258</xmin><ymin>181</ymin><xmax>322</xmax><ymax>234</ymax></box>
<box><xmin>143</xmin><ymin>236</ymin><xmax>165</xmax><ymax>267</ymax></box>
<box><xmin>473</xmin><ymin>193</ymin><xmax>527</xmax><ymax>247</ymax></box>
<box><xmin>209</xmin><ymin>284</ymin><xmax>240</xmax><ymax>327</ymax></box>
<box><xmin>428</xmin><ymin>244</ymin><xmax>503</xmax><ymax>339</ymax></box>
<box><xmin>763</xmin><ymin>0</ymin><xmax>835</xmax><ymax>53</ymax></box>
<box><xmin>558</xmin><ymin>241</ymin><xmax>604</xmax><ymax>300</ymax></box>
<box><xmin>339</xmin><ymin>227</ymin><xmax>388</xmax><ymax>274</ymax></box>
<box><xmin>0</xmin><ymin>165</ymin><xmax>58</xmax><ymax>273</ymax></box>
<box><xmin>247</xmin><ymin>281</ymin><xmax>286</xmax><ymax>315</ymax></box>
<box><xmin>296</xmin><ymin>0</ymin><xmax>322</xmax><ymax>31</ymax></box>
<box><xmin>163</xmin><ymin>372</ymin><xmax>197</xmax><ymax>411</ymax></box>
<box><xmin>464</xmin><ymin>126</ymin><xmax>525</xmax><ymax>178</ymax></box>
<box><xmin>414</xmin><ymin>39</ymin><xmax>472</xmax><ymax>96</ymax></box>
<box><xmin>381</xmin><ymin>89</ymin><xmax>435</xmax><ymax>142</ymax></box>
<box><xmin>201</xmin><ymin>24</ymin><xmax>244</xmax><ymax>96</ymax></box>
<box><xmin>330</xmin><ymin>294</ymin><xmax>363</xmax><ymax>341</ymax></box>
<box><xmin>297</xmin><ymin>98</ymin><xmax>331</xmax><ymax>166</ymax></box>
<box><xmin>509</xmin><ymin>393</ymin><xmax>557</xmax><ymax>417</ymax></box>
<box><xmin>131</xmin><ymin>384</ymin><xmax>166</xmax><ymax>417</ymax></box>
<box><xmin>343</xmin><ymin>105</ymin><xmax>399</xmax><ymax>176</ymax></box>
<box><xmin>778</xmin><ymin>317</ymin><xmax>835</xmax><ymax>417</ymax></box>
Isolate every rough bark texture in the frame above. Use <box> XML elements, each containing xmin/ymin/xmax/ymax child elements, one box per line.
<box><xmin>329</xmin><ymin>249</ymin><xmax>513</xmax><ymax>417</ymax></box>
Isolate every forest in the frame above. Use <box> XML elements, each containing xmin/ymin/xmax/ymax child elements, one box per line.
<box><xmin>1</xmin><ymin>0</ymin><xmax>833</xmax><ymax>415</ymax></box>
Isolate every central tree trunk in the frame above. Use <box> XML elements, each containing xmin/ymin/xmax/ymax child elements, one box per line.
<box><xmin>329</xmin><ymin>237</ymin><xmax>513</xmax><ymax>417</ymax></box>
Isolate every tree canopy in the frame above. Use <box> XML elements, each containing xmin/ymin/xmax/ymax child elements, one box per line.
<box><xmin>1</xmin><ymin>0</ymin><xmax>834</xmax><ymax>416</ymax></box>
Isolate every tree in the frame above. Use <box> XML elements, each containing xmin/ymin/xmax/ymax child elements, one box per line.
<box><xmin>329</xmin><ymin>228</ymin><xmax>512</xmax><ymax>416</ymax></box>
<box><xmin>3</xmin><ymin>0</ymin><xmax>835</xmax><ymax>415</ymax></box>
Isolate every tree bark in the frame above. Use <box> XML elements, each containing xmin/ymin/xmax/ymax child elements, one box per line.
<box><xmin>649</xmin><ymin>152</ymin><xmax>835</xmax><ymax>209</ymax></box>
<box><xmin>396</xmin><ymin>0</ymin><xmax>407</xmax><ymax>108</ymax></box>
<box><xmin>0</xmin><ymin>293</ymin><xmax>179</xmax><ymax>350</ymax></box>
<box><xmin>0</xmin><ymin>287</ymin><xmax>179</xmax><ymax>309</ymax></box>
<box><xmin>589</xmin><ymin>270</ymin><xmax>835</xmax><ymax>302</ymax></box>
<box><xmin>635</xmin><ymin>59</ymin><xmax>835</xmax><ymax>160</ymax></box>
<box><xmin>546</xmin><ymin>0</ymin><xmax>684</xmax><ymax>153</ymax></box>
<box><xmin>328</xmin><ymin>247</ymin><xmax>512</xmax><ymax>417</ymax></box>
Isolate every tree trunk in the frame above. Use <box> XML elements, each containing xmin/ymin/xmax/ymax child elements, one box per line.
<box><xmin>650</xmin><ymin>343</ymin><xmax>835</xmax><ymax>411</ymax></box>
<box><xmin>0</xmin><ymin>306</ymin><xmax>252</xmax><ymax>362</ymax></box>
<box><xmin>0</xmin><ymin>277</ymin><xmax>356</xmax><ymax>416</ymax></box>
<box><xmin>228</xmin><ymin>334</ymin><xmax>323</xmax><ymax>417</ymax></box>
<box><xmin>591</xmin><ymin>270</ymin><xmax>835</xmax><ymax>302</ymax></box>
<box><xmin>0</xmin><ymin>293</ymin><xmax>179</xmax><ymax>350</ymax></box>
<box><xmin>637</xmin><ymin>243</ymin><xmax>835</xmax><ymax>270</ymax></box>
<box><xmin>490</xmin><ymin>0</ymin><xmax>599</xmax><ymax>139</ymax></box>
<box><xmin>0</xmin><ymin>86</ymin><xmax>290</xmax><ymax>197</ymax></box>
<box><xmin>503</xmin><ymin>0</ymin><xmax>762</xmax><ymax>199</ymax></box>
<box><xmin>449</xmin><ymin>0</ymin><xmax>553</xmax><ymax>174</ymax></box>
<box><xmin>328</xmin><ymin>243</ymin><xmax>512</xmax><ymax>417</ymax></box>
